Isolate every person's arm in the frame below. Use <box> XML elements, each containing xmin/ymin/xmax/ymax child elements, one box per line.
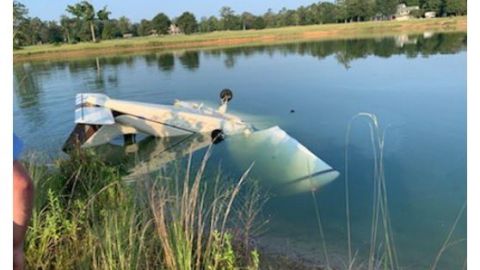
<box><xmin>13</xmin><ymin>160</ymin><xmax>34</xmax><ymax>270</ymax></box>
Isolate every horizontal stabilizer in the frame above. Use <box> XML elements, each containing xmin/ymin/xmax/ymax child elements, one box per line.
<box><xmin>75</xmin><ymin>107</ymin><xmax>115</xmax><ymax>125</ymax></box>
<box><xmin>82</xmin><ymin>123</ymin><xmax>138</xmax><ymax>148</ymax></box>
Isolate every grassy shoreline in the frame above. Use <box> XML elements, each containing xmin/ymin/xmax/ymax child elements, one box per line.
<box><xmin>24</xmin><ymin>150</ymin><xmax>268</xmax><ymax>269</ymax></box>
<box><xmin>14</xmin><ymin>16</ymin><xmax>466</xmax><ymax>62</ymax></box>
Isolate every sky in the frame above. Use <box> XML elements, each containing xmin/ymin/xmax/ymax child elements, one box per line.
<box><xmin>20</xmin><ymin>0</ymin><xmax>321</xmax><ymax>23</ymax></box>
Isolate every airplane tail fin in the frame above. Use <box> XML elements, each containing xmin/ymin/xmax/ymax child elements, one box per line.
<box><xmin>63</xmin><ymin>93</ymin><xmax>115</xmax><ymax>151</ymax></box>
<box><xmin>75</xmin><ymin>93</ymin><xmax>114</xmax><ymax>125</ymax></box>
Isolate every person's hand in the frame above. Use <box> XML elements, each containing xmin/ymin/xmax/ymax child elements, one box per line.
<box><xmin>13</xmin><ymin>245</ymin><xmax>24</xmax><ymax>270</ymax></box>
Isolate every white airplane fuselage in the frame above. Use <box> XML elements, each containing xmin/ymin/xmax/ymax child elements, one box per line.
<box><xmin>64</xmin><ymin>93</ymin><xmax>340</xmax><ymax>195</ymax></box>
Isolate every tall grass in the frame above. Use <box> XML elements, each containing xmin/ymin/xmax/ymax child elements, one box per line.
<box><xmin>338</xmin><ymin>113</ymin><xmax>466</xmax><ymax>270</ymax></box>
<box><xmin>233</xmin><ymin>180</ymin><xmax>270</xmax><ymax>263</ymax></box>
<box><xmin>23</xmin><ymin>147</ymin><xmax>266</xmax><ymax>269</ymax></box>
<box><xmin>147</xmin><ymin>145</ymin><xmax>256</xmax><ymax>270</ymax></box>
<box><xmin>341</xmin><ymin>113</ymin><xmax>400</xmax><ymax>270</ymax></box>
<box><xmin>310</xmin><ymin>190</ymin><xmax>331</xmax><ymax>269</ymax></box>
<box><xmin>430</xmin><ymin>201</ymin><xmax>466</xmax><ymax>270</ymax></box>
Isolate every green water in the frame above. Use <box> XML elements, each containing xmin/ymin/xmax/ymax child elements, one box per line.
<box><xmin>14</xmin><ymin>32</ymin><xmax>467</xmax><ymax>269</ymax></box>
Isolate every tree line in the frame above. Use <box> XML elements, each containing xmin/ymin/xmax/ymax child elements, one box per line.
<box><xmin>13</xmin><ymin>0</ymin><xmax>467</xmax><ymax>48</ymax></box>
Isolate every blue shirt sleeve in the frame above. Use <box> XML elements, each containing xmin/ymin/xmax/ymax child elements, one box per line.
<box><xmin>13</xmin><ymin>133</ymin><xmax>23</xmax><ymax>161</ymax></box>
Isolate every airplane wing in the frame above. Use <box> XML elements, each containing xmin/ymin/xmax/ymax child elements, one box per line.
<box><xmin>224</xmin><ymin>126</ymin><xmax>339</xmax><ymax>195</ymax></box>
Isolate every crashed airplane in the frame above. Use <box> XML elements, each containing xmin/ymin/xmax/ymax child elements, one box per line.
<box><xmin>63</xmin><ymin>89</ymin><xmax>339</xmax><ymax>195</ymax></box>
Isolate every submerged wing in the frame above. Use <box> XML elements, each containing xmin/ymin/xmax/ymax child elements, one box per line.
<box><xmin>224</xmin><ymin>126</ymin><xmax>339</xmax><ymax>195</ymax></box>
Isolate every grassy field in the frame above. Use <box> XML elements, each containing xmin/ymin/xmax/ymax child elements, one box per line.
<box><xmin>14</xmin><ymin>16</ymin><xmax>466</xmax><ymax>62</ymax></box>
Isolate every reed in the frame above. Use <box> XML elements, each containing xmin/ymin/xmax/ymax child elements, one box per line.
<box><xmin>148</xmin><ymin>145</ymin><xmax>260</xmax><ymax>270</ymax></box>
<box><xmin>430</xmin><ymin>201</ymin><xmax>466</xmax><ymax>270</ymax></box>
<box><xmin>342</xmin><ymin>113</ymin><xmax>399</xmax><ymax>270</ymax></box>
<box><xmin>339</xmin><ymin>113</ymin><xmax>466</xmax><ymax>270</ymax></box>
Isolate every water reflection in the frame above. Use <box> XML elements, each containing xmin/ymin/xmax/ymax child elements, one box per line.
<box><xmin>104</xmin><ymin>32</ymin><xmax>461</xmax><ymax>72</ymax></box>
<box><xmin>92</xmin><ymin>133</ymin><xmax>211</xmax><ymax>179</ymax></box>
<box><xmin>178</xmin><ymin>51</ymin><xmax>200</xmax><ymax>70</ymax></box>
<box><xmin>205</xmin><ymin>32</ymin><xmax>466</xmax><ymax>69</ymax></box>
<box><xmin>13</xmin><ymin>63</ymin><xmax>47</xmax><ymax>126</ymax></box>
<box><xmin>14</xmin><ymin>63</ymin><xmax>42</xmax><ymax>109</ymax></box>
<box><xmin>157</xmin><ymin>53</ymin><xmax>175</xmax><ymax>72</ymax></box>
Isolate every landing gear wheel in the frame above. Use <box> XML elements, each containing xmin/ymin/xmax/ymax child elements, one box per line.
<box><xmin>211</xmin><ymin>129</ymin><xmax>224</xmax><ymax>144</ymax></box>
<box><xmin>220</xmin><ymin>89</ymin><xmax>233</xmax><ymax>103</ymax></box>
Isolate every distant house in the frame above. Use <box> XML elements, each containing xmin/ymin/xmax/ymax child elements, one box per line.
<box><xmin>395</xmin><ymin>3</ymin><xmax>420</xmax><ymax>20</ymax></box>
<box><xmin>425</xmin><ymin>11</ymin><xmax>436</xmax><ymax>19</ymax></box>
<box><xmin>168</xmin><ymin>24</ymin><xmax>181</xmax><ymax>35</ymax></box>
<box><xmin>123</xmin><ymin>33</ymin><xmax>133</xmax><ymax>38</ymax></box>
<box><xmin>148</xmin><ymin>29</ymin><xmax>158</xmax><ymax>36</ymax></box>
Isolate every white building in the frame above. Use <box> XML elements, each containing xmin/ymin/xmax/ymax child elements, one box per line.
<box><xmin>425</xmin><ymin>11</ymin><xmax>436</xmax><ymax>18</ymax></box>
<box><xmin>395</xmin><ymin>3</ymin><xmax>420</xmax><ymax>20</ymax></box>
<box><xmin>168</xmin><ymin>24</ymin><xmax>181</xmax><ymax>35</ymax></box>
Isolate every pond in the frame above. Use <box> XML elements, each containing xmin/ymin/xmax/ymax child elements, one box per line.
<box><xmin>14</xmin><ymin>32</ymin><xmax>467</xmax><ymax>269</ymax></box>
